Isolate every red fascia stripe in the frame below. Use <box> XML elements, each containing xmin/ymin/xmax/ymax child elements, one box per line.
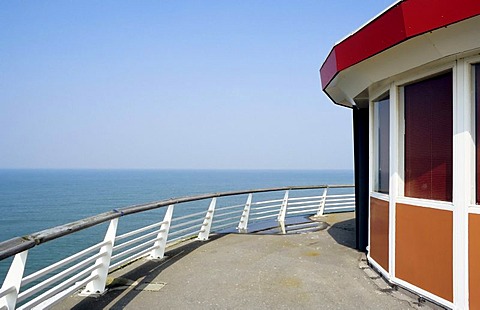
<box><xmin>320</xmin><ymin>0</ymin><xmax>480</xmax><ymax>90</ymax></box>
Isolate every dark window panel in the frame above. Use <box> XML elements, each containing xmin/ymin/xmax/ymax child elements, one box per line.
<box><xmin>404</xmin><ymin>72</ymin><xmax>453</xmax><ymax>202</ymax></box>
<box><xmin>377</xmin><ymin>97</ymin><xmax>390</xmax><ymax>194</ymax></box>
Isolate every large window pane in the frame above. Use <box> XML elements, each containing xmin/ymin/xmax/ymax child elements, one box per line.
<box><xmin>404</xmin><ymin>72</ymin><xmax>453</xmax><ymax>202</ymax></box>
<box><xmin>374</xmin><ymin>97</ymin><xmax>389</xmax><ymax>194</ymax></box>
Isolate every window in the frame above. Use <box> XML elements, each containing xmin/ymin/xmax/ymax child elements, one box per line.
<box><xmin>404</xmin><ymin>72</ymin><xmax>453</xmax><ymax>202</ymax></box>
<box><xmin>374</xmin><ymin>96</ymin><xmax>390</xmax><ymax>194</ymax></box>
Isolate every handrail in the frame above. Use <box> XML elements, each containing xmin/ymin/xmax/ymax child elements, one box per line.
<box><xmin>0</xmin><ymin>184</ymin><xmax>354</xmax><ymax>310</ymax></box>
<box><xmin>0</xmin><ymin>184</ymin><xmax>351</xmax><ymax>260</ymax></box>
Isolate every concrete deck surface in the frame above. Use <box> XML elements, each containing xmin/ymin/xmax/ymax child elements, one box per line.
<box><xmin>55</xmin><ymin>213</ymin><xmax>426</xmax><ymax>310</ymax></box>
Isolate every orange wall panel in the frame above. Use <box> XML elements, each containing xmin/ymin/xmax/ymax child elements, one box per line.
<box><xmin>370</xmin><ymin>197</ymin><xmax>389</xmax><ymax>271</ymax></box>
<box><xmin>469</xmin><ymin>213</ymin><xmax>480</xmax><ymax>309</ymax></box>
<box><xmin>395</xmin><ymin>203</ymin><xmax>453</xmax><ymax>302</ymax></box>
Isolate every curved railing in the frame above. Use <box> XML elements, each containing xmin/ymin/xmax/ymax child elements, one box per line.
<box><xmin>0</xmin><ymin>184</ymin><xmax>354</xmax><ymax>309</ymax></box>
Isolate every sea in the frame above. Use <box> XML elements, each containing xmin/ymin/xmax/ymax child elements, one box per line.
<box><xmin>0</xmin><ymin>169</ymin><xmax>353</xmax><ymax>283</ymax></box>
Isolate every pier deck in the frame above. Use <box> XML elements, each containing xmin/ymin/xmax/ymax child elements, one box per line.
<box><xmin>55</xmin><ymin>212</ymin><xmax>423</xmax><ymax>309</ymax></box>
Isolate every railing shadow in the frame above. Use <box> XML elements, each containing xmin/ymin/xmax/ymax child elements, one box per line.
<box><xmin>326</xmin><ymin>218</ymin><xmax>356</xmax><ymax>249</ymax></box>
<box><xmin>69</xmin><ymin>235</ymin><xmax>225</xmax><ymax>310</ymax></box>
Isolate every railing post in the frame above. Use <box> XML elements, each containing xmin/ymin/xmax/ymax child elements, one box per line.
<box><xmin>316</xmin><ymin>186</ymin><xmax>329</xmax><ymax>216</ymax></box>
<box><xmin>237</xmin><ymin>194</ymin><xmax>252</xmax><ymax>232</ymax></box>
<box><xmin>81</xmin><ymin>218</ymin><xmax>118</xmax><ymax>295</ymax></box>
<box><xmin>0</xmin><ymin>250</ymin><xmax>28</xmax><ymax>310</ymax></box>
<box><xmin>277</xmin><ymin>190</ymin><xmax>289</xmax><ymax>234</ymax></box>
<box><xmin>197</xmin><ymin>198</ymin><xmax>216</xmax><ymax>241</ymax></box>
<box><xmin>150</xmin><ymin>204</ymin><xmax>174</xmax><ymax>259</ymax></box>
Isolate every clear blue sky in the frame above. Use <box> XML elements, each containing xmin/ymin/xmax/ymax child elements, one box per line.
<box><xmin>0</xmin><ymin>1</ymin><xmax>394</xmax><ymax>170</ymax></box>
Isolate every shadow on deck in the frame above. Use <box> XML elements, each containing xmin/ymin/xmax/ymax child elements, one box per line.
<box><xmin>54</xmin><ymin>212</ymin><xmax>420</xmax><ymax>310</ymax></box>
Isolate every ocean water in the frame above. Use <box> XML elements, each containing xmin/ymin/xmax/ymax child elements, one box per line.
<box><xmin>0</xmin><ymin>169</ymin><xmax>353</xmax><ymax>283</ymax></box>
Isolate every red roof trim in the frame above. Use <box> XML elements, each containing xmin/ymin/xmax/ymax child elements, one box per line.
<box><xmin>320</xmin><ymin>0</ymin><xmax>480</xmax><ymax>90</ymax></box>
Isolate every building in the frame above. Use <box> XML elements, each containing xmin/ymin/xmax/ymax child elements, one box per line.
<box><xmin>320</xmin><ymin>1</ymin><xmax>480</xmax><ymax>309</ymax></box>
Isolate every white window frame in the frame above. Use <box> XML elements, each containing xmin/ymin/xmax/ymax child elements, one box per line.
<box><xmin>369</xmin><ymin>85</ymin><xmax>390</xmax><ymax>202</ymax></box>
<box><xmin>394</xmin><ymin>62</ymin><xmax>456</xmax><ymax>210</ymax></box>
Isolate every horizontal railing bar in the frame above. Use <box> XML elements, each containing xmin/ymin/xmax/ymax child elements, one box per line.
<box><xmin>166</xmin><ymin>234</ymin><xmax>197</xmax><ymax>245</ymax></box>
<box><xmin>211</xmin><ymin>222</ymin><xmax>239</xmax><ymax>232</ymax></box>
<box><xmin>250</xmin><ymin>209</ymin><xmax>279</xmax><ymax>216</ymax></box>
<box><xmin>170</xmin><ymin>218</ymin><xmax>203</xmax><ymax>230</ymax></box>
<box><xmin>326</xmin><ymin>194</ymin><xmax>355</xmax><ymax>199</ymax></box>
<box><xmin>287</xmin><ymin>209</ymin><xmax>317</xmax><ymax>215</ymax></box>
<box><xmin>326</xmin><ymin>197</ymin><xmax>355</xmax><ymax>202</ymax></box>
<box><xmin>115</xmin><ymin>221</ymin><xmax>166</xmax><ymax>241</ymax></box>
<box><xmin>251</xmin><ymin>198</ymin><xmax>283</xmax><ymax>205</ymax></box>
<box><xmin>0</xmin><ymin>285</ymin><xmax>15</xmax><ymax>299</ymax></box>
<box><xmin>250</xmin><ymin>203</ymin><xmax>282</xmax><ymax>211</ymax></box>
<box><xmin>21</xmin><ymin>240</ymin><xmax>109</xmax><ymax>286</ymax></box>
<box><xmin>112</xmin><ymin>237</ymin><xmax>161</xmax><ymax>261</ymax></box>
<box><xmin>214</xmin><ymin>204</ymin><xmax>244</xmax><ymax>212</ymax></box>
<box><xmin>287</xmin><ymin>200</ymin><xmax>321</xmax><ymax>207</ymax></box>
<box><xmin>287</xmin><ymin>204</ymin><xmax>319</xmax><ymax>211</ymax></box>
<box><xmin>18</xmin><ymin>251</ymin><xmax>105</xmax><ymax>302</ymax></box>
<box><xmin>109</xmin><ymin>245</ymin><xmax>158</xmax><ymax>271</ymax></box>
<box><xmin>18</xmin><ymin>263</ymin><xmax>101</xmax><ymax>310</ymax></box>
<box><xmin>249</xmin><ymin>214</ymin><xmax>277</xmax><ymax>221</ymax></box>
<box><xmin>212</xmin><ymin>215</ymin><xmax>240</xmax><ymax>225</ymax></box>
<box><xmin>325</xmin><ymin>201</ymin><xmax>355</xmax><ymax>206</ymax></box>
<box><xmin>173</xmin><ymin>210</ymin><xmax>207</xmax><ymax>222</ymax></box>
<box><xmin>287</xmin><ymin>195</ymin><xmax>323</xmax><ymax>201</ymax></box>
<box><xmin>168</xmin><ymin>226</ymin><xmax>198</xmax><ymax>237</ymax></box>
<box><xmin>0</xmin><ymin>184</ymin><xmax>353</xmax><ymax>260</ymax></box>
<box><xmin>113</xmin><ymin>230</ymin><xmax>160</xmax><ymax>251</ymax></box>
<box><xmin>32</xmin><ymin>272</ymin><xmax>97</xmax><ymax>310</ymax></box>
<box><xmin>214</xmin><ymin>209</ymin><xmax>242</xmax><ymax>218</ymax></box>
<box><xmin>326</xmin><ymin>205</ymin><xmax>355</xmax><ymax>210</ymax></box>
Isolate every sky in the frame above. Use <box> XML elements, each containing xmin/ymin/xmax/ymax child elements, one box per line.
<box><xmin>0</xmin><ymin>1</ymin><xmax>395</xmax><ymax>170</ymax></box>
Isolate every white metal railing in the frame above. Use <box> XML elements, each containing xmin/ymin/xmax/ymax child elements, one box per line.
<box><xmin>0</xmin><ymin>184</ymin><xmax>354</xmax><ymax>309</ymax></box>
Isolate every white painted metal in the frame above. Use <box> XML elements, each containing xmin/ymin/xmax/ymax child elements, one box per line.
<box><xmin>172</xmin><ymin>209</ymin><xmax>208</xmax><ymax>221</ymax></box>
<box><xmin>197</xmin><ymin>198</ymin><xmax>217</xmax><ymax>241</ymax></box>
<box><xmin>17</xmin><ymin>251</ymin><xmax>105</xmax><ymax>303</ymax></box>
<box><xmin>317</xmin><ymin>187</ymin><xmax>328</xmax><ymax>216</ymax></box>
<box><xmin>388</xmin><ymin>82</ymin><xmax>398</xmax><ymax>280</ymax></box>
<box><xmin>170</xmin><ymin>217</ymin><xmax>204</xmax><ymax>230</ymax></box>
<box><xmin>0</xmin><ymin>185</ymin><xmax>355</xmax><ymax>309</ymax></box>
<box><xmin>21</xmin><ymin>240</ymin><xmax>107</xmax><ymax>286</ymax></box>
<box><xmin>82</xmin><ymin>218</ymin><xmax>118</xmax><ymax>295</ymax></box>
<box><xmin>169</xmin><ymin>225</ymin><xmax>199</xmax><ymax>237</ymax></box>
<box><xmin>251</xmin><ymin>198</ymin><xmax>283</xmax><ymax>205</ymax></box>
<box><xmin>0</xmin><ymin>251</ymin><xmax>28</xmax><ymax>310</ymax></box>
<box><xmin>288</xmin><ymin>200</ymin><xmax>321</xmax><ymax>207</ymax></box>
<box><xmin>212</xmin><ymin>216</ymin><xmax>240</xmax><ymax>225</ymax></box>
<box><xmin>249</xmin><ymin>214</ymin><xmax>277</xmax><ymax>221</ymax></box>
<box><xmin>214</xmin><ymin>209</ymin><xmax>243</xmax><ymax>218</ymax></box>
<box><xmin>452</xmin><ymin>59</ymin><xmax>471</xmax><ymax>310</ymax></box>
<box><xmin>109</xmin><ymin>245</ymin><xmax>158</xmax><ymax>270</ymax></box>
<box><xmin>252</xmin><ymin>204</ymin><xmax>282</xmax><ymax>210</ymax></box>
<box><xmin>277</xmin><ymin>191</ymin><xmax>289</xmax><ymax>234</ymax></box>
<box><xmin>113</xmin><ymin>230</ymin><xmax>159</xmax><ymax>251</ymax></box>
<box><xmin>30</xmin><ymin>273</ymin><xmax>97</xmax><ymax>310</ymax></box>
<box><xmin>215</xmin><ymin>204</ymin><xmax>244</xmax><ymax>211</ymax></box>
<box><xmin>392</xmin><ymin>276</ymin><xmax>455</xmax><ymax>310</ymax></box>
<box><xmin>238</xmin><ymin>193</ymin><xmax>252</xmax><ymax>232</ymax></box>
<box><xmin>19</xmin><ymin>263</ymin><xmax>101</xmax><ymax>310</ymax></box>
<box><xmin>395</xmin><ymin>196</ymin><xmax>454</xmax><ymax>211</ymax></box>
<box><xmin>288</xmin><ymin>195</ymin><xmax>323</xmax><ymax>201</ymax></box>
<box><xmin>115</xmin><ymin>221</ymin><xmax>165</xmax><ymax>241</ymax></box>
<box><xmin>111</xmin><ymin>239</ymin><xmax>158</xmax><ymax>261</ymax></box>
<box><xmin>150</xmin><ymin>204</ymin><xmax>174</xmax><ymax>259</ymax></box>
